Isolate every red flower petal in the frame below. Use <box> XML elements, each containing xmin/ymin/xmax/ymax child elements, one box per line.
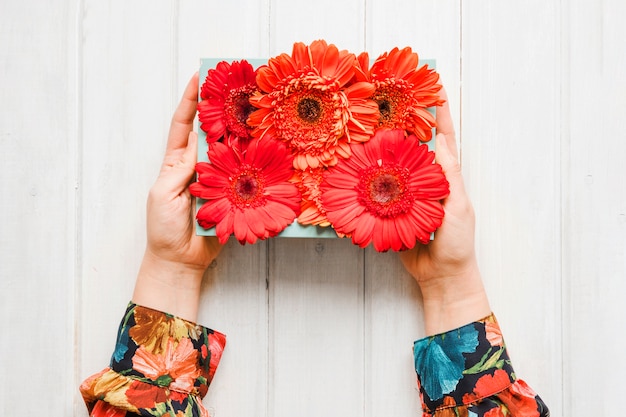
<box><xmin>199</xmin><ymin>60</ymin><xmax>258</xmax><ymax>143</ymax></box>
<box><xmin>320</xmin><ymin>129</ymin><xmax>449</xmax><ymax>252</ymax></box>
<box><xmin>191</xmin><ymin>137</ymin><xmax>300</xmax><ymax>244</ymax></box>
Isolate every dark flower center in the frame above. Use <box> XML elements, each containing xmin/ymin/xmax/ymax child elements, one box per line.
<box><xmin>369</xmin><ymin>173</ymin><xmax>400</xmax><ymax>203</ymax></box>
<box><xmin>225</xmin><ymin>86</ymin><xmax>257</xmax><ymax>139</ymax></box>
<box><xmin>232</xmin><ymin>93</ymin><xmax>255</xmax><ymax>124</ymax></box>
<box><xmin>235</xmin><ymin>174</ymin><xmax>260</xmax><ymax>201</ymax></box>
<box><xmin>297</xmin><ymin>97</ymin><xmax>322</xmax><ymax>123</ymax></box>
<box><xmin>377</xmin><ymin>99</ymin><xmax>392</xmax><ymax>121</ymax></box>
<box><xmin>358</xmin><ymin>165</ymin><xmax>412</xmax><ymax>217</ymax></box>
<box><xmin>373</xmin><ymin>85</ymin><xmax>403</xmax><ymax>127</ymax></box>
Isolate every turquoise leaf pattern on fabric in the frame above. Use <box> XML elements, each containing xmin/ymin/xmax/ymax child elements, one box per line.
<box><xmin>414</xmin><ymin>324</ymin><xmax>479</xmax><ymax>401</ymax></box>
<box><xmin>112</xmin><ymin>320</ymin><xmax>130</xmax><ymax>362</ymax></box>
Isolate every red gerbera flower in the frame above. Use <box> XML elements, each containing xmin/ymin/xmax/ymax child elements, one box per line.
<box><xmin>355</xmin><ymin>47</ymin><xmax>443</xmax><ymax>142</ymax></box>
<box><xmin>320</xmin><ymin>129</ymin><xmax>449</xmax><ymax>252</ymax></box>
<box><xmin>190</xmin><ymin>136</ymin><xmax>301</xmax><ymax>244</ymax></box>
<box><xmin>248</xmin><ymin>40</ymin><xmax>379</xmax><ymax>170</ymax></box>
<box><xmin>198</xmin><ymin>60</ymin><xmax>258</xmax><ymax>144</ymax></box>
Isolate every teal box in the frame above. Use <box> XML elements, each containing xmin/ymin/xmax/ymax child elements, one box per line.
<box><xmin>195</xmin><ymin>58</ymin><xmax>437</xmax><ymax>238</ymax></box>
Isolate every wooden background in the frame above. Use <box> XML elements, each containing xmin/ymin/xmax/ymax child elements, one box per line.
<box><xmin>1</xmin><ymin>1</ymin><xmax>625</xmax><ymax>416</ymax></box>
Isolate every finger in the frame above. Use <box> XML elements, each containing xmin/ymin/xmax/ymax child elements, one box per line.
<box><xmin>435</xmin><ymin>133</ymin><xmax>464</xmax><ymax>198</ymax></box>
<box><xmin>435</xmin><ymin>87</ymin><xmax>459</xmax><ymax>160</ymax></box>
<box><xmin>159</xmin><ymin>131</ymin><xmax>198</xmax><ymax>195</ymax></box>
<box><xmin>166</xmin><ymin>72</ymin><xmax>200</xmax><ymax>153</ymax></box>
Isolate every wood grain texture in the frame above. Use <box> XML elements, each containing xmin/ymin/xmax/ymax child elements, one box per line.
<box><xmin>461</xmin><ymin>2</ymin><xmax>562</xmax><ymax>414</ymax></box>
<box><xmin>561</xmin><ymin>0</ymin><xmax>626</xmax><ymax>415</ymax></box>
<box><xmin>0</xmin><ymin>0</ymin><xmax>78</xmax><ymax>414</ymax></box>
<box><xmin>1</xmin><ymin>0</ymin><xmax>625</xmax><ymax>416</ymax></box>
<box><xmin>270</xmin><ymin>239</ymin><xmax>364</xmax><ymax>416</ymax></box>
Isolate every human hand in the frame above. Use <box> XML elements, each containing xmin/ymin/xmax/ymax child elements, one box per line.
<box><xmin>132</xmin><ymin>73</ymin><xmax>223</xmax><ymax>321</ymax></box>
<box><xmin>399</xmin><ymin>88</ymin><xmax>490</xmax><ymax>334</ymax></box>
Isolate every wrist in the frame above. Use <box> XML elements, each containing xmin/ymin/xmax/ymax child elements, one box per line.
<box><xmin>132</xmin><ymin>249</ymin><xmax>207</xmax><ymax>322</ymax></box>
<box><xmin>418</xmin><ymin>261</ymin><xmax>491</xmax><ymax>335</ymax></box>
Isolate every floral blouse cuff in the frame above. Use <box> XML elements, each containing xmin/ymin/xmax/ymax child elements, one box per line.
<box><xmin>80</xmin><ymin>302</ymin><xmax>226</xmax><ymax>417</ymax></box>
<box><xmin>413</xmin><ymin>314</ymin><xmax>549</xmax><ymax>417</ymax></box>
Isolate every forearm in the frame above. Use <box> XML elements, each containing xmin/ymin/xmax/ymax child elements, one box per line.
<box><xmin>132</xmin><ymin>249</ymin><xmax>206</xmax><ymax>322</ymax></box>
<box><xmin>418</xmin><ymin>260</ymin><xmax>491</xmax><ymax>335</ymax></box>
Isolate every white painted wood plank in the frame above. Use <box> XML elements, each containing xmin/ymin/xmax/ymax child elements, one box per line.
<box><xmin>363</xmin><ymin>250</ymin><xmax>423</xmax><ymax>416</ymax></box>
<box><xmin>197</xmin><ymin>241</ymin><xmax>269</xmax><ymax>417</ymax></box>
<box><xmin>269</xmin><ymin>239</ymin><xmax>365</xmax><ymax>417</ymax></box>
<box><xmin>562</xmin><ymin>1</ymin><xmax>626</xmax><ymax>415</ymax></box>
<box><xmin>461</xmin><ymin>3</ymin><xmax>562</xmax><ymax>415</ymax></box>
<box><xmin>77</xmin><ymin>2</ymin><xmax>181</xmax><ymax>409</ymax></box>
<box><xmin>270</xmin><ymin>0</ymin><xmax>366</xmax><ymax>54</ymax></box>
<box><xmin>0</xmin><ymin>1</ymin><xmax>78</xmax><ymax>414</ymax></box>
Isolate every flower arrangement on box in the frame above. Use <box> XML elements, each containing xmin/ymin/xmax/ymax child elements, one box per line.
<box><xmin>190</xmin><ymin>40</ymin><xmax>450</xmax><ymax>252</ymax></box>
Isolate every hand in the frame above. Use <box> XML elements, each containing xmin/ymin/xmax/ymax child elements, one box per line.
<box><xmin>399</xmin><ymin>88</ymin><xmax>490</xmax><ymax>335</ymax></box>
<box><xmin>132</xmin><ymin>73</ymin><xmax>223</xmax><ymax>322</ymax></box>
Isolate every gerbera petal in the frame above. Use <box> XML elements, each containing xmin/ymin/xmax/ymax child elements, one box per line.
<box><xmin>350</xmin><ymin>212</ymin><xmax>376</xmax><ymax>247</ymax></box>
<box><xmin>396</xmin><ymin>216</ymin><xmax>419</xmax><ymax>249</ymax></box>
<box><xmin>353</xmin><ymin>52</ymin><xmax>371</xmax><ymax>82</ymax></box>
<box><xmin>321</xmin><ymin>127</ymin><xmax>448</xmax><ymax>252</ymax></box>
<box><xmin>249</xmin><ymin>41</ymin><xmax>376</xmax><ymax>170</ymax></box>
<box><xmin>212</xmin><ymin>210</ymin><xmax>232</xmax><ymax>241</ymax></box>
<box><xmin>232</xmin><ymin>209</ymin><xmax>252</xmax><ymax>243</ymax></box>
<box><xmin>314</xmin><ymin>41</ymin><xmax>339</xmax><ymax>78</ymax></box>
<box><xmin>255</xmin><ymin>65</ymin><xmax>280</xmax><ymax>93</ymax></box>
<box><xmin>291</xmin><ymin>43</ymin><xmax>310</xmax><ymax>71</ymax></box>
<box><xmin>244</xmin><ymin>208</ymin><xmax>266</xmax><ymax>237</ymax></box>
<box><xmin>199</xmin><ymin>60</ymin><xmax>258</xmax><ymax>142</ymax></box>
<box><xmin>192</xmin><ymin>135</ymin><xmax>300</xmax><ymax>245</ymax></box>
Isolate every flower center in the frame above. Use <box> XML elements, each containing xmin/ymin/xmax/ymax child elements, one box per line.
<box><xmin>369</xmin><ymin>173</ymin><xmax>400</xmax><ymax>204</ymax></box>
<box><xmin>372</xmin><ymin>82</ymin><xmax>409</xmax><ymax>128</ymax></box>
<box><xmin>235</xmin><ymin>175</ymin><xmax>258</xmax><ymax>200</ymax></box>
<box><xmin>377</xmin><ymin>100</ymin><xmax>392</xmax><ymax>121</ymax></box>
<box><xmin>358</xmin><ymin>165</ymin><xmax>412</xmax><ymax>217</ymax></box>
<box><xmin>297</xmin><ymin>97</ymin><xmax>322</xmax><ymax>123</ymax></box>
<box><xmin>225</xmin><ymin>86</ymin><xmax>257</xmax><ymax>138</ymax></box>
<box><xmin>231</xmin><ymin>167</ymin><xmax>265</xmax><ymax>207</ymax></box>
<box><xmin>272</xmin><ymin>79</ymin><xmax>347</xmax><ymax>156</ymax></box>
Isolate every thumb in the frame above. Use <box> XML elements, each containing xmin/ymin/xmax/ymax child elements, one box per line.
<box><xmin>158</xmin><ymin>131</ymin><xmax>198</xmax><ymax>195</ymax></box>
<box><xmin>434</xmin><ymin>133</ymin><xmax>467</xmax><ymax>203</ymax></box>
<box><xmin>435</xmin><ymin>133</ymin><xmax>462</xmax><ymax>185</ymax></box>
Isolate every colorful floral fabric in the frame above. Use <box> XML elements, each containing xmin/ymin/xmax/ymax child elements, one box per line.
<box><xmin>414</xmin><ymin>314</ymin><xmax>549</xmax><ymax>416</ymax></box>
<box><xmin>81</xmin><ymin>305</ymin><xmax>548</xmax><ymax>416</ymax></box>
<box><xmin>80</xmin><ymin>303</ymin><xmax>226</xmax><ymax>417</ymax></box>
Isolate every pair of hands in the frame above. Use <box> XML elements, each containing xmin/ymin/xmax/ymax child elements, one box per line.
<box><xmin>133</xmin><ymin>74</ymin><xmax>490</xmax><ymax>333</ymax></box>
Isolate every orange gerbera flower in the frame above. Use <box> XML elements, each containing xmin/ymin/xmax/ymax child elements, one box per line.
<box><xmin>198</xmin><ymin>60</ymin><xmax>258</xmax><ymax>144</ymax></box>
<box><xmin>355</xmin><ymin>47</ymin><xmax>443</xmax><ymax>141</ymax></box>
<box><xmin>294</xmin><ymin>167</ymin><xmax>331</xmax><ymax>227</ymax></box>
<box><xmin>321</xmin><ymin>129</ymin><xmax>449</xmax><ymax>252</ymax></box>
<box><xmin>190</xmin><ymin>136</ymin><xmax>301</xmax><ymax>244</ymax></box>
<box><xmin>248</xmin><ymin>40</ymin><xmax>379</xmax><ymax>170</ymax></box>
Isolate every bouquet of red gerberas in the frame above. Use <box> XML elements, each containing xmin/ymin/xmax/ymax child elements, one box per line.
<box><xmin>190</xmin><ymin>40</ymin><xmax>450</xmax><ymax>252</ymax></box>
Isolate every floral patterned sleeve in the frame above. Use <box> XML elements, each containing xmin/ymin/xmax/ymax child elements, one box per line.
<box><xmin>80</xmin><ymin>302</ymin><xmax>226</xmax><ymax>417</ymax></box>
<box><xmin>413</xmin><ymin>314</ymin><xmax>549</xmax><ymax>417</ymax></box>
